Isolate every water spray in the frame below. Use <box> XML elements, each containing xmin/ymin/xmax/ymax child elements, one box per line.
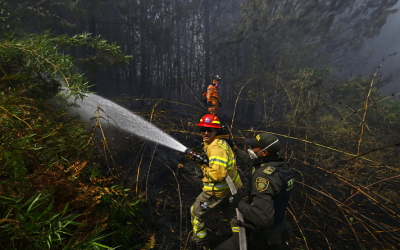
<box><xmin>59</xmin><ymin>88</ymin><xmax>187</xmax><ymax>153</ymax></box>
<box><xmin>58</xmin><ymin>89</ymin><xmax>211</xmax><ymax>165</ymax></box>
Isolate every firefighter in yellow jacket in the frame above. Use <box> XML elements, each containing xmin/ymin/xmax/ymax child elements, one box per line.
<box><xmin>203</xmin><ymin>75</ymin><xmax>222</xmax><ymax>115</ymax></box>
<box><xmin>191</xmin><ymin>114</ymin><xmax>242</xmax><ymax>250</ymax></box>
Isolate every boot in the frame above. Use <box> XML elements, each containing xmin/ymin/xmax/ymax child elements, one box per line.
<box><xmin>190</xmin><ymin>235</ymin><xmax>212</xmax><ymax>250</ymax></box>
<box><xmin>198</xmin><ymin>243</ymin><xmax>212</xmax><ymax>250</ymax></box>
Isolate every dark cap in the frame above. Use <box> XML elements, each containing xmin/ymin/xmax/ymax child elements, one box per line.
<box><xmin>244</xmin><ymin>133</ymin><xmax>281</xmax><ymax>153</ymax></box>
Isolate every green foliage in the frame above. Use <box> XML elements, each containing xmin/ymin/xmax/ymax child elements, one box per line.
<box><xmin>0</xmin><ymin>86</ymin><xmax>92</xmax><ymax>176</ymax></box>
<box><xmin>0</xmin><ymin>193</ymin><xmax>80</xmax><ymax>249</ymax></box>
<box><xmin>8</xmin><ymin>0</ymin><xmax>93</xmax><ymax>32</ymax></box>
<box><xmin>141</xmin><ymin>235</ymin><xmax>156</xmax><ymax>250</ymax></box>
<box><xmin>0</xmin><ymin>82</ymin><xmax>145</xmax><ymax>249</ymax></box>
<box><xmin>0</xmin><ymin>0</ymin><xmax>19</xmax><ymax>35</ymax></box>
<box><xmin>1</xmin><ymin>31</ymin><xmax>130</xmax><ymax>101</ymax></box>
<box><xmin>55</xmin><ymin>32</ymin><xmax>132</xmax><ymax>75</ymax></box>
<box><xmin>99</xmin><ymin>186</ymin><xmax>142</xmax><ymax>247</ymax></box>
<box><xmin>0</xmin><ymin>191</ymin><xmax>129</xmax><ymax>249</ymax></box>
<box><xmin>0</xmin><ymin>29</ymin><xmax>144</xmax><ymax>249</ymax></box>
<box><xmin>305</xmin><ymin>74</ymin><xmax>399</xmax><ymax>134</ymax></box>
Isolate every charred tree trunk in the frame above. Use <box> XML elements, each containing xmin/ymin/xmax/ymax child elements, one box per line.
<box><xmin>204</xmin><ymin>0</ymin><xmax>210</xmax><ymax>88</ymax></box>
<box><xmin>189</xmin><ymin>14</ymin><xmax>194</xmax><ymax>90</ymax></box>
<box><xmin>183</xmin><ymin>16</ymin><xmax>188</xmax><ymax>84</ymax></box>
<box><xmin>88</xmin><ymin>8</ymin><xmax>97</xmax><ymax>93</ymax></box>
<box><xmin>176</xmin><ymin>20</ymin><xmax>182</xmax><ymax>95</ymax></box>
<box><xmin>139</xmin><ymin>1</ymin><xmax>147</xmax><ymax>107</ymax></box>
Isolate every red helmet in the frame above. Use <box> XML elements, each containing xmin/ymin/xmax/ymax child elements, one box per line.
<box><xmin>196</xmin><ymin>114</ymin><xmax>222</xmax><ymax>128</ymax></box>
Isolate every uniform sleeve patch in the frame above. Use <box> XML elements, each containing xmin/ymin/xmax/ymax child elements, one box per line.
<box><xmin>263</xmin><ymin>166</ymin><xmax>275</xmax><ymax>175</ymax></box>
<box><xmin>256</xmin><ymin>177</ymin><xmax>269</xmax><ymax>192</ymax></box>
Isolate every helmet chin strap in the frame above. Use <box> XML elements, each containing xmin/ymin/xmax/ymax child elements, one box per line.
<box><xmin>258</xmin><ymin>139</ymin><xmax>279</xmax><ymax>155</ymax></box>
<box><xmin>248</xmin><ymin>139</ymin><xmax>279</xmax><ymax>160</ymax></box>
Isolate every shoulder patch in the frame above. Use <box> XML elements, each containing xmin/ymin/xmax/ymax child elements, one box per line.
<box><xmin>256</xmin><ymin>177</ymin><xmax>269</xmax><ymax>192</ymax></box>
<box><xmin>263</xmin><ymin>166</ymin><xmax>275</xmax><ymax>175</ymax></box>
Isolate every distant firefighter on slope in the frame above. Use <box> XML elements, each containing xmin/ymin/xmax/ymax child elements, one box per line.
<box><xmin>203</xmin><ymin>75</ymin><xmax>222</xmax><ymax>115</ymax></box>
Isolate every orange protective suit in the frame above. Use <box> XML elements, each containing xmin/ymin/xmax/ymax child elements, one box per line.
<box><xmin>206</xmin><ymin>80</ymin><xmax>220</xmax><ymax>115</ymax></box>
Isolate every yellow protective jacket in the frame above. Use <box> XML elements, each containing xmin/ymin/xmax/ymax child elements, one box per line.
<box><xmin>201</xmin><ymin>134</ymin><xmax>242</xmax><ymax>197</ymax></box>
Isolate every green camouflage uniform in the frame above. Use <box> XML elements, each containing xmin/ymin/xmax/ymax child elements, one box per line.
<box><xmin>216</xmin><ymin>133</ymin><xmax>293</xmax><ymax>250</ymax></box>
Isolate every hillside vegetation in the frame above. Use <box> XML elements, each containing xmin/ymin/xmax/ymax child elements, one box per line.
<box><xmin>0</xmin><ymin>30</ymin><xmax>154</xmax><ymax>249</ymax></box>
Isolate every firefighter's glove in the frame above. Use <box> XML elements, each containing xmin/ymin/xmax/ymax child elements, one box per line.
<box><xmin>207</xmin><ymin>102</ymin><xmax>212</xmax><ymax>107</ymax></box>
<box><xmin>229</xmin><ymin>193</ymin><xmax>242</xmax><ymax>208</ymax></box>
<box><xmin>219</xmin><ymin>102</ymin><xmax>222</xmax><ymax>107</ymax></box>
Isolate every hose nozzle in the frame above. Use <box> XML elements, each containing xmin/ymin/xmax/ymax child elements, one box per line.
<box><xmin>185</xmin><ymin>148</ymin><xmax>209</xmax><ymax>164</ymax></box>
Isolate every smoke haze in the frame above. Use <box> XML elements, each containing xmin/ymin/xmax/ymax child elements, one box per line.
<box><xmin>349</xmin><ymin>1</ymin><xmax>400</xmax><ymax>97</ymax></box>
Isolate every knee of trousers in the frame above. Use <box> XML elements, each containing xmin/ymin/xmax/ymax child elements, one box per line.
<box><xmin>190</xmin><ymin>202</ymin><xmax>205</xmax><ymax>220</ymax></box>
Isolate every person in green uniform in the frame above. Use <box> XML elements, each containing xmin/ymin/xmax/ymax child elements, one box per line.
<box><xmin>215</xmin><ymin>132</ymin><xmax>294</xmax><ymax>250</ymax></box>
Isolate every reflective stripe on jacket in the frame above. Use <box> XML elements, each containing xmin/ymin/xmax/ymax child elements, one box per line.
<box><xmin>202</xmin><ymin>135</ymin><xmax>242</xmax><ymax>197</ymax></box>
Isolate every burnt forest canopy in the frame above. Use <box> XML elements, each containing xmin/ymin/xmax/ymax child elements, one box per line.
<box><xmin>1</xmin><ymin>0</ymin><xmax>400</xmax><ymax>249</ymax></box>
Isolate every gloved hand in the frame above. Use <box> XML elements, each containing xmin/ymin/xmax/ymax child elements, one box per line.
<box><xmin>207</xmin><ymin>102</ymin><xmax>212</xmax><ymax>107</ymax></box>
<box><xmin>219</xmin><ymin>102</ymin><xmax>222</xmax><ymax>107</ymax></box>
<box><xmin>229</xmin><ymin>193</ymin><xmax>242</xmax><ymax>208</ymax></box>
